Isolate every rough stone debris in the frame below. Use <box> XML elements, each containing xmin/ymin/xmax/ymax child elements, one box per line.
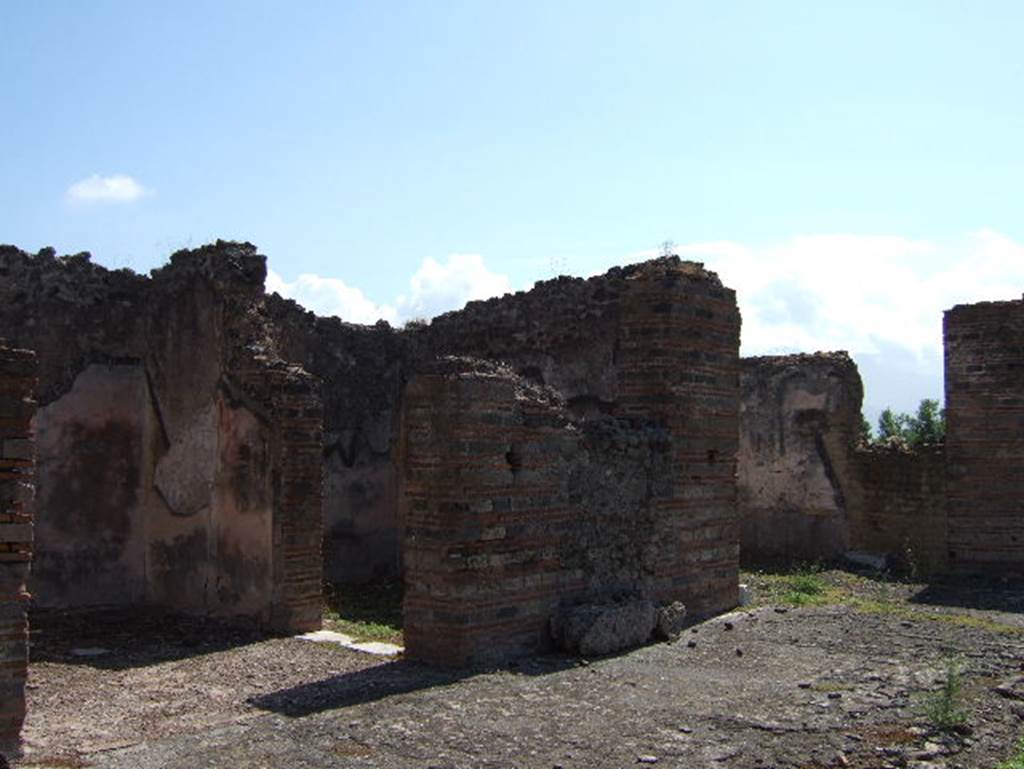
<box><xmin>549</xmin><ymin>599</ymin><xmax>658</xmax><ymax>657</ymax></box>
<box><xmin>654</xmin><ymin>600</ymin><xmax>688</xmax><ymax>640</ymax></box>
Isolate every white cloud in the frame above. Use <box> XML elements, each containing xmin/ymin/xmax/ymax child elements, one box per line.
<box><xmin>397</xmin><ymin>253</ymin><xmax>512</xmax><ymax>321</ymax></box>
<box><xmin>655</xmin><ymin>231</ymin><xmax>1024</xmax><ymax>422</ymax></box>
<box><xmin>66</xmin><ymin>174</ymin><xmax>150</xmax><ymax>203</ymax></box>
<box><xmin>666</xmin><ymin>231</ymin><xmax>1024</xmax><ymax>360</ymax></box>
<box><xmin>266</xmin><ymin>269</ymin><xmax>398</xmax><ymax>325</ymax></box>
<box><xmin>266</xmin><ymin>252</ymin><xmax>512</xmax><ymax>326</ymax></box>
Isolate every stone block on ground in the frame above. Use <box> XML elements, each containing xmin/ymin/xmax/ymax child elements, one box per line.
<box><xmin>550</xmin><ymin>599</ymin><xmax>657</xmax><ymax>656</ymax></box>
<box><xmin>654</xmin><ymin>601</ymin><xmax>688</xmax><ymax>640</ymax></box>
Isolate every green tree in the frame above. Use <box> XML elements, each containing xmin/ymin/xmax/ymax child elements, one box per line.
<box><xmin>874</xmin><ymin>400</ymin><xmax>945</xmax><ymax>447</ymax></box>
<box><xmin>910</xmin><ymin>398</ymin><xmax>945</xmax><ymax>445</ymax></box>
<box><xmin>877</xmin><ymin>407</ymin><xmax>911</xmax><ymax>442</ymax></box>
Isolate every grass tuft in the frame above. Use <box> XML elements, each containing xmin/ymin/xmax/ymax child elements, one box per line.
<box><xmin>922</xmin><ymin>655</ymin><xmax>969</xmax><ymax>733</ymax></box>
<box><xmin>997</xmin><ymin>738</ymin><xmax>1024</xmax><ymax>769</ymax></box>
<box><xmin>322</xmin><ymin>580</ymin><xmax>404</xmax><ymax>644</ymax></box>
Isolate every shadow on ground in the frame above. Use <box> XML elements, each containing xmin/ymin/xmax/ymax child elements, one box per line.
<box><xmin>29</xmin><ymin>606</ymin><xmax>272</xmax><ymax>670</ymax></box>
<box><xmin>249</xmin><ymin>654</ymin><xmax>581</xmax><ymax>718</ymax></box>
<box><xmin>910</xmin><ymin>575</ymin><xmax>1024</xmax><ymax>614</ymax></box>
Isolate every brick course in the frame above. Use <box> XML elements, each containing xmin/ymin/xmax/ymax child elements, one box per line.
<box><xmin>852</xmin><ymin>445</ymin><xmax>947</xmax><ymax>576</ymax></box>
<box><xmin>944</xmin><ymin>298</ymin><xmax>1024</xmax><ymax>572</ymax></box>
<box><xmin>0</xmin><ymin>340</ymin><xmax>36</xmax><ymax>760</ymax></box>
<box><xmin>402</xmin><ymin>259</ymin><xmax>741</xmax><ymax>666</ymax></box>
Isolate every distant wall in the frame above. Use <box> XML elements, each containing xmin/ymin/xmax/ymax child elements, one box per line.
<box><xmin>738</xmin><ymin>352</ymin><xmax>949</xmax><ymax>575</ymax></box>
<box><xmin>738</xmin><ymin>353</ymin><xmax>862</xmax><ymax>563</ymax></box>
<box><xmin>402</xmin><ymin>258</ymin><xmax>741</xmax><ymax>666</ymax></box>
<box><xmin>0</xmin><ymin>244</ymin><xmax>322</xmax><ymax>631</ymax></box>
<box><xmin>0</xmin><ymin>342</ymin><xmax>35</xmax><ymax>760</ymax></box>
<box><xmin>852</xmin><ymin>445</ymin><xmax>946</xmax><ymax>576</ymax></box>
<box><xmin>263</xmin><ymin>305</ymin><xmax>407</xmax><ymax>586</ymax></box>
<box><xmin>945</xmin><ymin>298</ymin><xmax>1024</xmax><ymax>573</ymax></box>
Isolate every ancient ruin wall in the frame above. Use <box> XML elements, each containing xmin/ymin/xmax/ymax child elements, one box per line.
<box><xmin>402</xmin><ymin>260</ymin><xmax>741</xmax><ymax>666</ymax></box>
<box><xmin>426</xmin><ymin>258</ymin><xmax>742</xmax><ymax>610</ymax></box>
<box><xmin>263</xmin><ymin>301</ymin><xmax>409</xmax><ymax>586</ymax></box>
<box><xmin>944</xmin><ymin>298</ymin><xmax>1024</xmax><ymax>572</ymax></box>
<box><xmin>738</xmin><ymin>353</ymin><xmax>863</xmax><ymax>563</ymax></box>
<box><xmin>0</xmin><ymin>244</ymin><xmax>322</xmax><ymax>631</ymax></box>
<box><xmin>0</xmin><ymin>342</ymin><xmax>35</xmax><ymax>760</ymax></box>
<box><xmin>403</xmin><ymin>360</ymin><xmax>675</xmax><ymax>665</ymax></box>
<box><xmin>852</xmin><ymin>445</ymin><xmax>946</xmax><ymax>576</ymax></box>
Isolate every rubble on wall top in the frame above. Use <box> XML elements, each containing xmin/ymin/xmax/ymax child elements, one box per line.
<box><xmin>742</xmin><ymin>351</ymin><xmax>856</xmax><ymax>368</ymax></box>
<box><xmin>421</xmin><ymin>355</ymin><xmax>567</xmax><ymax>407</ymax></box>
<box><xmin>0</xmin><ymin>239</ymin><xmax>267</xmax><ymax>293</ymax></box>
<box><xmin>944</xmin><ymin>295</ymin><xmax>1024</xmax><ymax>315</ymax></box>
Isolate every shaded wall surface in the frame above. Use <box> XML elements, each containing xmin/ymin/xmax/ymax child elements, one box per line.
<box><xmin>853</xmin><ymin>446</ymin><xmax>946</xmax><ymax>575</ymax></box>
<box><xmin>264</xmin><ymin>304</ymin><xmax>408</xmax><ymax>586</ymax></box>
<box><xmin>738</xmin><ymin>354</ymin><xmax>862</xmax><ymax>562</ymax></box>
<box><xmin>739</xmin><ymin>352</ymin><xmax>948</xmax><ymax>575</ymax></box>
<box><xmin>0</xmin><ymin>342</ymin><xmax>35</xmax><ymax>760</ymax></box>
<box><xmin>402</xmin><ymin>259</ymin><xmax>741</xmax><ymax>666</ymax></box>
<box><xmin>0</xmin><ymin>244</ymin><xmax>322</xmax><ymax>631</ymax></box>
<box><xmin>945</xmin><ymin>298</ymin><xmax>1024</xmax><ymax>573</ymax></box>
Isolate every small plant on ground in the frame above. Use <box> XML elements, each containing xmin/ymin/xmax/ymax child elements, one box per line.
<box><xmin>997</xmin><ymin>737</ymin><xmax>1024</xmax><ymax>769</ymax></box>
<box><xmin>922</xmin><ymin>655</ymin><xmax>969</xmax><ymax>733</ymax></box>
<box><xmin>779</xmin><ymin>565</ymin><xmax>829</xmax><ymax>606</ymax></box>
<box><xmin>322</xmin><ymin>579</ymin><xmax>404</xmax><ymax>644</ymax></box>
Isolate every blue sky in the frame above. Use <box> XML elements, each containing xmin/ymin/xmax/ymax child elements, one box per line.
<box><xmin>3</xmin><ymin>2</ymin><xmax>1024</xmax><ymax>425</ymax></box>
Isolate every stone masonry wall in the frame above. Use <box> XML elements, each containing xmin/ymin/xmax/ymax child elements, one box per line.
<box><xmin>264</xmin><ymin>301</ymin><xmax>408</xmax><ymax>586</ymax></box>
<box><xmin>738</xmin><ymin>353</ymin><xmax>863</xmax><ymax>563</ymax></box>
<box><xmin>945</xmin><ymin>298</ymin><xmax>1024</xmax><ymax>573</ymax></box>
<box><xmin>425</xmin><ymin>258</ymin><xmax>741</xmax><ymax>613</ymax></box>
<box><xmin>739</xmin><ymin>352</ymin><xmax>949</xmax><ymax>574</ymax></box>
<box><xmin>0</xmin><ymin>243</ymin><xmax>323</xmax><ymax>632</ymax></box>
<box><xmin>852</xmin><ymin>445</ymin><xmax>946</xmax><ymax>576</ymax></box>
<box><xmin>0</xmin><ymin>342</ymin><xmax>35</xmax><ymax>761</ymax></box>
<box><xmin>402</xmin><ymin>259</ymin><xmax>741</xmax><ymax>666</ymax></box>
<box><xmin>403</xmin><ymin>359</ymin><xmax>674</xmax><ymax>666</ymax></box>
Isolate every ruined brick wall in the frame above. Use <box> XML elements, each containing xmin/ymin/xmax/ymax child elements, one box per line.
<box><xmin>0</xmin><ymin>243</ymin><xmax>323</xmax><ymax>631</ymax></box>
<box><xmin>426</xmin><ymin>259</ymin><xmax>741</xmax><ymax>611</ymax></box>
<box><xmin>263</xmin><ymin>300</ymin><xmax>408</xmax><ymax>585</ymax></box>
<box><xmin>0</xmin><ymin>342</ymin><xmax>35</xmax><ymax>760</ymax></box>
<box><xmin>851</xmin><ymin>445</ymin><xmax>946</xmax><ymax>576</ymax></box>
<box><xmin>738</xmin><ymin>353</ymin><xmax>863</xmax><ymax>563</ymax></box>
<box><xmin>944</xmin><ymin>298</ymin><xmax>1024</xmax><ymax>573</ymax></box>
<box><xmin>403</xmin><ymin>360</ymin><xmax>675</xmax><ymax>666</ymax></box>
<box><xmin>402</xmin><ymin>259</ymin><xmax>741</xmax><ymax>666</ymax></box>
<box><xmin>738</xmin><ymin>352</ymin><xmax>949</xmax><ymax>573</ymax></box>
<box><xmin>230</xmin><ymin>356</ymin><xmax>324</xmax><ymax>633</ymax></box>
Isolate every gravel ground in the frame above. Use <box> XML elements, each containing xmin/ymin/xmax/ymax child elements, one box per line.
<box><xmin>15</xmin><ymin>573</ymin><xmax>1024</xmax><ymax>769</ymax></box>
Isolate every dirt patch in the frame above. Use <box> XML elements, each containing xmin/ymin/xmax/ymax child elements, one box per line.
<box><xmin>17</xmin><ymin>574</ymin><xmax>1024</xmax><ymax>769</ymax></box>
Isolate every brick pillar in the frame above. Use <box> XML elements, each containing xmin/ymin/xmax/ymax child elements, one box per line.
<box><xmin>231</xmin><ymin>356</ymin><xmax>324</xmax><ymax>634</ymax></box>
<box><xmin>944</xmin><ymin>298</ymin><xmax>1024</xmax><ymax>572</ymax></box>
<box><xmin>269</xmin><ymin>368</ymin><xmax>324</xmax><ymax>633</ymax></box>
<box><xmin>402</xmin><ymin>359</ymin><xmax>578</xmax><ymax>666</ymax></box>
<box><xmin>616</xmin><ymin>262</ymin><xmax>741</xmax><ymax>615</ymax></box>
<box><xmin>0</xmin><ymin>341</ymin><xmax>36</xmax><ymax>761</ymax></box>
